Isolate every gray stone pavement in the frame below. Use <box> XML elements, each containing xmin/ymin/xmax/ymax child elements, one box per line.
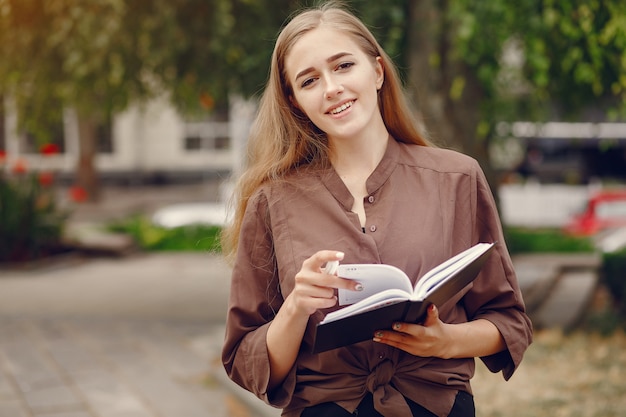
<box><xmin>0</xmin><ymin>253</ymin><xmax>281</xmax><ymax>417</ymax></box>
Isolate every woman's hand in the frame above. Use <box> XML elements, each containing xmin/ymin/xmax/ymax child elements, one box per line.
<box><xmin>286</xmin><ymin>250</ymin><xmax>361</xmax><ymax>317</ymax></box>
<box><xmin>266</xmin><ymin>250</ymin><xmax>361</xmax><ymax>390</ymax></box>
<box><xmin>372</xmin><ymin>304</ymin><xmax>506</xmax><ymax>359</ymax></box>
<box><xmin>372</xmin><ymin>304</ymin><xmax>455</xmax><ymax>358</ymax></box>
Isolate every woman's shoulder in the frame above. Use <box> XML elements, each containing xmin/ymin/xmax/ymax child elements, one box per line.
<box><xmin>396</xmin><ymin>141</ymin><xmax>480</xmax><ymax>174</ymax></box>
<box><xmin>249</xmin><ymin>165</ymin><xmax>325</xmax><ymax>201</ymax></box>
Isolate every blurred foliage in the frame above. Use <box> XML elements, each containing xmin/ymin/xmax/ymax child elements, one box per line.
<box><xmin>504</xmin><ymin>227</ymin><xmax>595</xmax><ymax>254</ymax></box>
<box><xmin>602</xmin><ymin>247</ymin><xmax>626</xmax><ymax>317</ymax></box>
<box><xmin>400</xmin><ymin>0</ymin><xmax>626</xmax><ymax>171</ymax></box>
<box><xmin>108</xmin><ymin>215</ymin><xmax>221</xmax><ymax>252</ymax></box>
<box><xmin>0</xmin><ymin>0</ymin><xmax>625</xmax><ymax>182</ymax></box>
<box><xmin>0</xmin><ymin>1</ymin><xmax>622</xmax><ymax>128</ymax></box>
<box><xmin>0</xmin><ymin>170</ymin><xmax>67</xmax><ymax>262</ymax></box>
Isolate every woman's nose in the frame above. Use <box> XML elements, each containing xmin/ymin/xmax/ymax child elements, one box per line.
<box><xmin>324</xmin><ymin>76</ymin><xmax>344</xmax><ymax>99</ymax></box>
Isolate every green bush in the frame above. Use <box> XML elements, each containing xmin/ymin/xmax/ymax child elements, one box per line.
<box><xmin>504</xmin><ymin>227</ymin><xmax>595</xmax><ymax>254</ymax></box>
<box><xmin>0</xmin><ymin>171</ymin><xmax>67</xmax><ymax>262</ymax></box>
<box><xmin>602</xmin><ymin>247</ymin><xmax>626</xmax><ymax>316</ymax></box>
<box><xmin>108</xmin><ymin>215</ymin><xmax>221</xmax><ymax>252</ymax></box>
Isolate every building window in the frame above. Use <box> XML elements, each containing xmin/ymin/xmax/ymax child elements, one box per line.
<box><xmin>185</xmin><ymin>136</ymin><xmax>202</xmax><ymax>150</ymax></box>
<box><xmin>183</xmin><ymin>121</ymin><xmax>230</xmax><ymax>151</ymax></box>
<box><xmin>214</xmin><ymin>135</ymin><xmax>230</xmax><ymax>150</ymax></box>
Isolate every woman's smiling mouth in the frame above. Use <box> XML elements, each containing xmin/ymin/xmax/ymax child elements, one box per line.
<box><xmin>328</xmin><ymin>100</ymin><xmax>355</xmax><ymax>115</ymax></box>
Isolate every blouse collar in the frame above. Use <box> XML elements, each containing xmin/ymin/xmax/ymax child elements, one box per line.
<box><xmin>319</xmin><ymin>136</ymin><xmax>400</xmax><ymax>211</ymax></box>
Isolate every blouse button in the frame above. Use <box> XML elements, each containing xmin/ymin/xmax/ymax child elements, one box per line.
<box><xmin>369</xmin><ymin>225</ymin><xmax>377</xmax><ymax>232</ymax></box>
<box><xmin>368</xmin><ymin>195</ymin><xmax>375</xmax><ymax>203</ymax></box>
<box><xmin>378</xmin><ymin>352</ymin><xmax>385</xmax><ymax>359</ymax></box>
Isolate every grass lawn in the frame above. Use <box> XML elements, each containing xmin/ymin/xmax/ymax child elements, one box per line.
<box><xmin>473</xmin><ymin>328</ymin><xmax>626</xmax><ymax>417</ymax></box>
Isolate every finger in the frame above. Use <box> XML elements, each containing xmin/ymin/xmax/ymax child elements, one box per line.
<box><xmin>389</xmin><ymin>322</ymin><xmax>419</xmax><ymax>336</ymax></box>
<box><xmin>324</xmin><ymin>260</ymin><xmax>339</xmax><ymax>275</ymax></box>
<box><xmin>423</xmin><ymin>304</ymin><xmax>439</xmax><ymax>326</ymax></box>
<box><xmin>373</xmin><ymin>328</ymin><xmax>409</xmax><ymax>347</ymax></box>
<box><xmin>337</xmin><ymin>277</ymin><xmax>364</xmax><ymax>292</ymax></box>
<box><xmin>303</xmin><ymin>250</ymin><xmax>345</xmax><ymax>272</ymax></box>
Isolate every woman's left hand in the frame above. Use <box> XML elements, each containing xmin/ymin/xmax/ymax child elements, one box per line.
<box><xmin>372</xmin><ymin>304</ymin><xmax>455</xmax><ymax>358</ymax></box>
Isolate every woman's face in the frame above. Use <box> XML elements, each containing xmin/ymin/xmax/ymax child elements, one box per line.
<box><xmin>284</xmin><ymin>26</ymin><xmax>384</xmax><ymax>143</ymax></box>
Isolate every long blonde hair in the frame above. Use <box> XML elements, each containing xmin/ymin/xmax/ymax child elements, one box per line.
<box><xmin>222</xmin><ymin>1</ymin><xmax>432</xmax><ymax>259</ymax></box>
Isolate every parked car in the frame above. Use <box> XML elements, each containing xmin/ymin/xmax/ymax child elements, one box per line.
<box><xmin>563</xmin><ymin>190</ymin><xmax>626</xmax><ymax>236</ymax></box>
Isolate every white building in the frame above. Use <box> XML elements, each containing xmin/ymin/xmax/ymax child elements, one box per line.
<box><xmin>1</xmin><ymin>95</ymin><xmax>256</xmax><ymax>183</ymax></box>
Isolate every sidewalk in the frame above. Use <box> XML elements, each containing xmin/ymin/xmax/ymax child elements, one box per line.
<box><xmin>0</xmin><ymin>182</ymin><xmax>281</xmax><ymax>417</ymax></box>
<box><xmin>0</xmin><ymin>254</ymin><xmax>281</xmax><ymax>417</ymax></box>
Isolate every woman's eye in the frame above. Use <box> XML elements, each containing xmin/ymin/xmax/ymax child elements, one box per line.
<box><xmin>301</xmin><ymin>78</ymin><xmax>316</xmax><ymax>88</ymax></box>
<box><xmin>337</xmin><ymin>62</ymin><xmax>355</xmax><ymax>71</ymax></box>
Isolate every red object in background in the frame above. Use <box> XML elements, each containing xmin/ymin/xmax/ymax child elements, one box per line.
<box><xmin>11</xmin><ymin>158</ymin><xmax>28</xmax><ymax>174</ymax></box>
<box><xmin>199</xmin><ymin>93</ymin><xmax>215</xmax><ymax>110</ymax></box>
<box><xmin>38</xmin><ymin>172</ymin><xmax>55</xmax><ymax>187</ymax></box>
<box><xmin>68</xmin><ymin>185</ymin><xmax>88</xmax><ymax>203</ymax></box>
<box><xmin>0</xmin><ymin>149</ymin><xmax>6</xmax><ymax>163</ymax></box>
<box><xmin>563</xmin><ymin>190</ymin><xmax>626</xmax><ymax>236</ymax></box>
<box><xmin>40</xmin><ymin>143</ymin><xmax>60</xmax><ymax>155</ymax></box>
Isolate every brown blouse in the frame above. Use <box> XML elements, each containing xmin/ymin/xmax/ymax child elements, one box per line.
<box><xmin>222</xmin><ymin>138</ymin><xmax>533</xmax><ymax>417</ymax></box>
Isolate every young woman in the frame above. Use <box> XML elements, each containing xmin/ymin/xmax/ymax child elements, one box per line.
<box><xmin>221</xmin><ymin>2</ymin><xmax>532</xmax><ymax>416</ymax></box>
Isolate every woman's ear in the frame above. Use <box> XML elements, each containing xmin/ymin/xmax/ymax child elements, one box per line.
<box><xmin>375</xmin><ymin>56</ymin><xmax>384</xmax><ymax>90</ymax></box>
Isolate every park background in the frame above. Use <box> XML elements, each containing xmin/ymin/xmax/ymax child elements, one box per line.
<box><xmin>1</xmin><ymin>1</ymin><xmax>626</xmax><ymax>416</ymax></box>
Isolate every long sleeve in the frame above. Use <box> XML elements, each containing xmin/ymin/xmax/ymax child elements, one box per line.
<box><xmin>465</xmin><ymin>159</ymin><xmax>533</xmax><ymax>379</ymax></box>
<box><xmin>221</xmin><ymin>190</ymin><xmax>296</xmax><ymax>407</ymax></box>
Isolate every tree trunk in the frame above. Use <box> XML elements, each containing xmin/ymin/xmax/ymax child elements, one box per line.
<box><xmin>406</xmin><ymin>0</ymin><xmax>451</xmax><ymax>146</ymax></box>
<box><xmin>405</xmin><ymin>0</ymin><xmax>500</xmax><ymax>202</ymax></box>
<box><xmin>76</xmin><ymin>114</ymin><xmax>100</xmax><ymax>202</ymax></box>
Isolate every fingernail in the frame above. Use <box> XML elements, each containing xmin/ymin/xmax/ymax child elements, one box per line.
<box><xmin>355</xmin><ymin>283</ymin><xmax>363</xmax><ymax>291</ymax></box>
<box><xmin>375</xmin><ymin>331</ymin><xmax>383</xmax><ymax>338</ymax></box>
<box><xmin>393</xmin><ymin>323</ymin><xmax>401</xmax><ymax>330</ymax></box>
<box><xmin>336</xmin><ymin>251</ymin><xmax>344</xmax><ymax>259</ymax></box>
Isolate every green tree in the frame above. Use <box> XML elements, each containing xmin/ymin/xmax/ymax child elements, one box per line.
<box><xmin>0</xmin><ymin>0</ymin><xmax>158</xmax><ymax>200</ymax></box>
<box><xmin>215</xmin><ymin>0</ymin><xmax>626</xmax><ymax>191</ymax></box>
<box><xmin>0</xmin><ymin>0</ymin><xmax>300</xmax><ymax>199</ymax></box>
<box><xmin>403</xmin><ymin>0</ymin><xmax>626</xmax><ymax>188</ymax></box>
<box><xmin>2</xmin><ymin>0</ymin><xmax>625</xmax><ymax>201</ymax></box>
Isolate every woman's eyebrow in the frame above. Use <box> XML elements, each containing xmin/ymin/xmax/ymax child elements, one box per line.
<box><xmin>294</xmin><ymin>52</ymin><xmax>354</xmax><ymax>82</ymax></box>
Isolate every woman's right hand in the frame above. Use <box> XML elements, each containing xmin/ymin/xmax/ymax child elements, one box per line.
<box><xmin>266</xmin><ymin>250</ymin><xmax>357</xmax><ymax>389</ymax></box>
<box><xmin>287</xmin><ymin>250</ymin><xmax>359</xmax><ymax>317</ymax></box>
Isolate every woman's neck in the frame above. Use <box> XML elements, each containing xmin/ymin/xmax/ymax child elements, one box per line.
<box><xmin>330</xmin><ymin>131</ymin><xmax>388</xmax><ymax>180</ymax></box>
<box><xmin>330</xmin><ymin>111</ymin><xmax>389</xmax><ymax>171</ymax></box>
<box><xmin>329</xmin><ymin>130</ymin><xmax>388</xmax><ymax>228</ymax></box>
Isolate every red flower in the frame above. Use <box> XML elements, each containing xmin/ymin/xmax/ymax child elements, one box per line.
<box><xmin>11</xmin><ymin>158</ymin><xmax>28</xmax><ymax>174</ymax></box>
<box><xmin>68</xmin><ymin>185</ymin><xmax>88</xmax><ymax>203</ymax></box>
<box><xmin>38</xmin><ymin>171</ymin><xmax>55</xmax><ymax>187</ymax></box>
<box><xmin>40</xmin><ymin>143</ymin><xmax>60</xmax><ymax>156</ymax></box>
<box><xmin>200</xmin><ymin>93</ymin><xmax>215</xmax><ymax>110</ymax></box>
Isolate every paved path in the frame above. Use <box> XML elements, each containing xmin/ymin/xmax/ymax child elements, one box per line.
<box><xmin>513</xmin><ymin>253</ymin><xmax>602</xmax><ymax>330</ymax></box>
<box><xmin>0</xmin><ymin>253</ymin><xmax>281</xmax><ymax>417</ymax></box>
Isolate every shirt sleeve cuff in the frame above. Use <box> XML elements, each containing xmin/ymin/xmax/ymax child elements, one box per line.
<box><xmin>477</xmin><ymin>311</ymin><xmax>533</xmax><ymax>380</ymax></box>
<box><xmin>240</xmin><ymin>322</ymin><xmax>297</xmax><ymax>408</ymax></box>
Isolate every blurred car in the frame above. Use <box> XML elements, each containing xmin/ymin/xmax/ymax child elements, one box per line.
<box><xmin>563</xmin><ymin>190</ymin><xmax>626</xmax><ymax>236</ymax></box>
